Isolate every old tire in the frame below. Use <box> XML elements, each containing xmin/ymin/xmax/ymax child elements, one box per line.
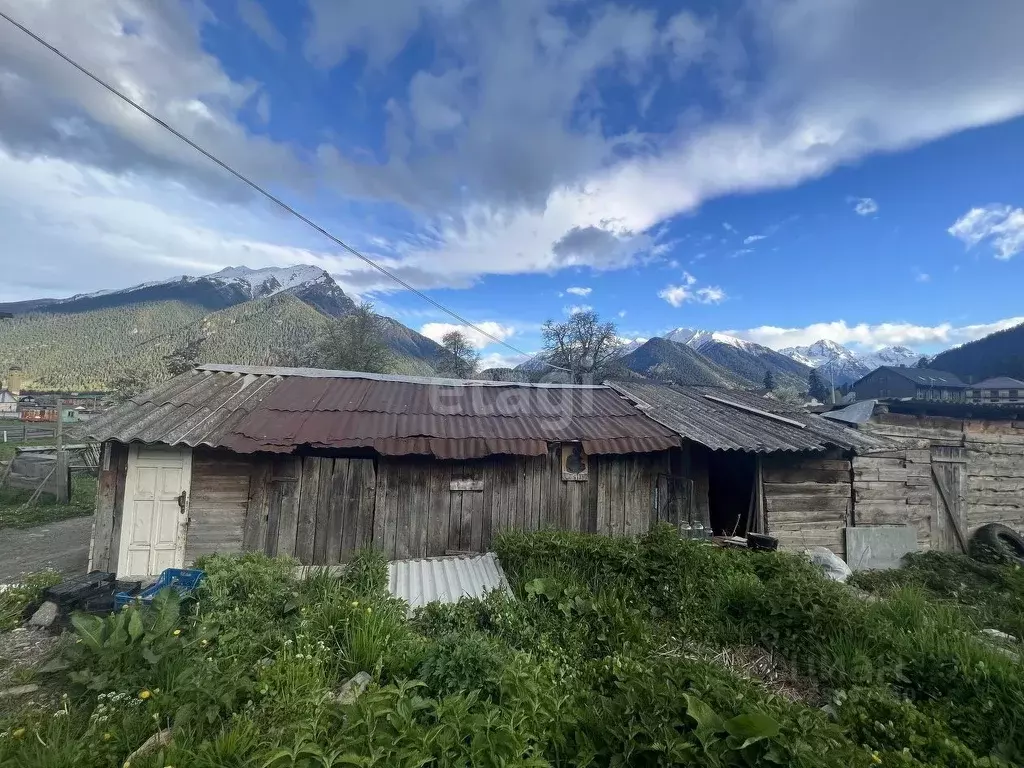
<box><xmin>971</xmin><ymin>523</ymin><xmax>1024</xmax><ymax>564</ymax></box>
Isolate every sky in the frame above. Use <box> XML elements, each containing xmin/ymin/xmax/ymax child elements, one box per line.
<box><xmin>1</xmin><ymin>0</ymin><xmax>1024</xmax><ymax>369</ymax></box>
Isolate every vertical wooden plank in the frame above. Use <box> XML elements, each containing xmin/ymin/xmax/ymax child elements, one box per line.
<box><xmin>90</xmin><ymin>442</ymin><xmax>118</xmax><ymax>572</ymax></box>
<box><xmin>391</xmin><ymin>462</ymin><xmax>409</xmax><ymax>560</ymax></box>
<box><xmin>468</xmin><ymin>486</ymin><xmax>484</xmax><ymax>553</ymax></box>
<box><xmin>312</xmin><ymin>458</ymin><xmax>335</xmax><ymax>565</ymax></box>
<box><xmin>610</xmin><ymin>457</ymin><xmax>626</xmax><ymax>537</ymax></box>
<box><xmin>593</xmin><ymin>456</ymin><xmax>606</xmax><ymax>536</ymax></box>
<box><xmin>410</xmin><ymin>463</ymin><xmax>430</xmax><ymax>558</ymax></box>
<box><xmin>242</xmin><ymin>457</ymin><xmax>272</xmax><ymax>553</ymax></box>
<box><xmin>372</xmin><ymin>459</ymin><xmax>390</xmax><ymax>552</ymax></box>
<box><xmin>589</xmin><ymin>456</ymin><xmax>602</xmax><ymax>534</ymax></box>
<box><xmin>545</xmin><ymin>445</ymin><xmax>560</xmax><ymax>530</ymax></box>
<box><xmin>622</xmin><ymin>456</ymin><xmax>639</xmax><ymax>537</ymax></box>
<box><xmin>481</xmin><ymin>460</ymin><xmax>496</xmax><ymax>550</ymax></box>
<box><xmin>427</xmin><ymin>463</ymin><xmax>450</xmax><ymax>557</ymax></box>
<box><xmin>293</xmin><ymin>457</ymin><xmax>323</xmax><ymax>564</ymax></box>
<box><xmin>511</xmin><ymin>458</ymin><xmax>525</xmax><ymax>532</ymax></box>
<box><xmin>352</xmin><ymin>459</ymin><xmax>377</xmax><ymax>553</ymax></box>
<box><xmin>448</xmin><ymin>486</ymin><xmax>463</xmax><ymax>550</ymax></box>
<box><xmin>325</xmin><ymin>458</ymin><xmax>350</xmax><ymax>564</ymax></box>
<box><xmin>273</xmin><ymin>456</ymin><xmax>301</xmax><ymax>558</ymax></box>
<box><xmin>495</xmin><ymin>460</ymin><xmax>511</xmax><ymax>536</ymax></box>
<box><xmin>566</xmin><ymin>474</ymin><xmax>582</xmax><ymax>532</ymax></box>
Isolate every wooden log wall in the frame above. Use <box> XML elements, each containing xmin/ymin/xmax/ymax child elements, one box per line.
<box><xmin>861</xmin><ymin>414</ymin><xmax>1024</xmax><ymax>546</ymax></box>
<box><xmin>850</xmin><ymin>449</ymin><xmax>934</xmax><ymax>549</ymax></box>
<box><xmin>184</xmin><ymin>449</ymin><xmax>252</xmax><ymax>564</ymax></box>
<box><xmin>761</xmin><ymin>451</ymin><xmax>852</xmax><ymax>557</ymax></box>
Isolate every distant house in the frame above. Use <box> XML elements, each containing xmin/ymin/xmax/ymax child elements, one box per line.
<box><xmin>853</xmin><ymin>366</ymin><xmax>966</xmax><ymax>403</ymax></box>
<box><xmin>965</xmin><ymin>376</ymin><xmax>1024</xmax><ymax>405</ymax></box>
<box><xmin>0</xmin><ymin>389</ymin><xmax>18</xmax><ymax>416</ymax></box>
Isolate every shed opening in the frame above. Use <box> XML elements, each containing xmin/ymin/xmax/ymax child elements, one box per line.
<box><xmin>708</xmin><ymin>450</ymin><xmax>756</xmax><ymax>536</ymax></box>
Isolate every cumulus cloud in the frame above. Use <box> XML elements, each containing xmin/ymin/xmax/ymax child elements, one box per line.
<box><xmin>915</xmin><ymin>271</ymin><xmax>931</xmax><ymax>282</ymax></box>
<box><xmin>237</xmin><ymin>0</ymin><xmax>286</xmax><ymax>52</ymax></box>
<box><xmin>730</xmin><ymin>317</ymin><xmax>1024</xmax><ymax>351</ymax></box>
<box><xmin>564</xmin><ymin>304</ymin><xmax>594</xmax><ymax>315</ymax></box>
<box><xmin>852</xmin><ymin>197</ymin><xmax>879</xmax><ymax>216</ymax></box>
<box><xmin>5</xmin><ymin>0</ymin><xmax>1024</xmax><ymax>298</ymax></box>
<box><xmin>948</xmin><ymin>204</ymin><xmax>1024</xmax><ymax>259</ymax></box>
<box><xmin>657</xmin><ymin>273</ymin><xmax>726</xmax><ymax>307</ymax></box>
<box><xmin>743</xmin><ymin>234</ymin><xmax>767</xmax><ymax>244</ymax></box>
<box><xmin>565</xmin><ymin>286</ymin><xmax>592</xmax><ymax>296</ymax></box>
<box><xmin>419</xmin><ymin>321</ymin><xmax>517</xmax><ymax>349</ymax></box>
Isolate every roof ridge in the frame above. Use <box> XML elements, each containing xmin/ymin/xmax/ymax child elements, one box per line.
<box><xmin>196</xmin><ymin>363</ymin><xmax>607</xmax><ymax>389</ymax></box>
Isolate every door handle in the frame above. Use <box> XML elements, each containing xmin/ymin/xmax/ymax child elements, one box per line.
<box><xmin>177</xmin><ymin>490</ymin><xmax>187</xmax><ymax>512</ymax></box>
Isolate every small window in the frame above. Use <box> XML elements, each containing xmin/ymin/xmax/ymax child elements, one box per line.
<box><xmin>1011</xmin><ymin>390</ymin><xmax>1019</xmax><ymax>398</ymax></box>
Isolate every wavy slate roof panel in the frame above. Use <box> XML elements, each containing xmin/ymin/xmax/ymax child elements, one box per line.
<box><xmin>88</xmin><ymin>365</ymin><xmax>679</xmax><ymax>458</ymax></box>
<box><xmin>389</xmin><ymin>552</ymin><xmax>512</xmax><ymax>610</ymax></box>
<box><xmin>607</xmin><ymin>381</ymin><xmax>893</xmax><ymax>453</ymax></box>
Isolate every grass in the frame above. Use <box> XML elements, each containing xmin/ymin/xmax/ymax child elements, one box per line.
<box><xmin>0</xmin><ymin>474</ymin><xmax>96</xmax><ymax>529</ymax></box>
<box><xmin>1</xmin><ymin>529</ymin><xmax>1022</xmax><ymax>767</ymax></box>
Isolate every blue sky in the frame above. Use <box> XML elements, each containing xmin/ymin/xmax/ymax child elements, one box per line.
<box><xmin>1</xmin><ymin>0</ymin><xmax>1023</xmax><ymax>368</ymax></box>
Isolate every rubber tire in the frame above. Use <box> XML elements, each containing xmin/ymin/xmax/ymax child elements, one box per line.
<box><xmin>971</xmin><ymin>523</ymin><xmax>1024</xmax><ymax>563</ymax></box>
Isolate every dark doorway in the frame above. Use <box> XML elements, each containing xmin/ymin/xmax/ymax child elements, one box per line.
<box><xmin>708</xmin><ymin>451</ymin><xmax>756</xmax><ymax>536</ymax></box>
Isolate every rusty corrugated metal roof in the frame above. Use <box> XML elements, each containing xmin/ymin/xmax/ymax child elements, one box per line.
<box><xmin>389</xmin><ymin>553</ymin><xmax>512</xmax><ymax>610</ymax></box>
<box><xmin>607</xmin><ymin>381</ymin><xmax>893</xmax><ymax>453</ymax></box>
<box><xmin>87</xmin><ymin>365</ymin><xmax>679</xmax><ymax>458</ymax></box>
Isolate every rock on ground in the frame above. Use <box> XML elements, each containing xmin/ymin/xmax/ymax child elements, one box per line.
<box><xmin>28</xmin><ymin>601</ymin><xmax>58</xmax><ymax>629</ymax></box>
<box><xmin>337</xmin><ymin>671</ymin><xmax>372</xmax><ymax>704</ymax></box>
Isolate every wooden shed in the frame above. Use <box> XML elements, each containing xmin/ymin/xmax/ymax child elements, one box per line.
<box><xmin>824</xmin><ymin>399</ymin><xmax>1024</xmax><ymax>552</ymax></box>
<box><xmin>608</xmin><ymin>381</ymin><xmax>895</xmax><ymax>559</ymax></box>
<box><xmin>85</xmin><ymin>365</ymin><xmax>680</xmax><ymax>577</ymax></box>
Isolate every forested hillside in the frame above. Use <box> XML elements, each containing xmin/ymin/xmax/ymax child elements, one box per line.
<box><xmin>0</xmin><ymin>294</ymin><xmax>435</xmax><ymax>389</ymax></box>
<box><xmin>930</xmin><ymin>322</ymin><xmax>1024</xmax><ymax>381</ymax></box>
<box><xmin>616</xmin><ymin>338</ymin><xmax>742</xmax><ymax>386</ymax></box>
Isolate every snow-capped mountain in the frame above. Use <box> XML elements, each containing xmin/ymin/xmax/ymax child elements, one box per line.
<box><xmin>779</xmin><ymin>340</ymin><xmax>921</xmax><ymax>385</ymax></box>
<box><xmin>663</xmin><ymin>327</ymin><xmax>758</xmax><ymax>353</ymax></box>
<box><xmin>206</xmin><ymin>265</ymin><xmax>335</xmax><ymax>299</ymax></box>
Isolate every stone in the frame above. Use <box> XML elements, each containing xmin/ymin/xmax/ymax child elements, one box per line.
<box><xmin>0</xmin><ymin>683</ymin><xmax>40</xmax><ymax>698</ymax></box>
<box><xmin>28</xmin><ymin>601</ymin><xmax>58</xmax><ymax>629</ymax></box>
<box><xmin>124</xmin><ymin>728</ymin><xmax>172</xmax><ymax>764</ymax></box>
<box><xmin>982</xmin><ymin>628</ymin><xmax>1018</xmax><ymax>644</ymax></box>
<box><xmin>336</xmin><ymin>671</ymin><xmax>372</xmax><ymax>705</ymax></box>
<box><xmin>804</xmin><ymin>547</ymin><xmax>852</xmax><ymax>582</ymax></box>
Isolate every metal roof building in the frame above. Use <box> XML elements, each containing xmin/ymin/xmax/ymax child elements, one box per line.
<box><xmin>607</xmin><ymin>380</ymin><xmax>892</xmax><ymax>453</ymax></box>
<box><xmin>87</xmin><ymin>364</ymin><xmax>679</xmax><ymax>459</ymax></box>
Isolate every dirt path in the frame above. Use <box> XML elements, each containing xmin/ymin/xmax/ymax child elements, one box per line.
<box><xmin>0</xmin><ymin>517</ymin><xmax>92</xmax><ymax>583</ymax></box>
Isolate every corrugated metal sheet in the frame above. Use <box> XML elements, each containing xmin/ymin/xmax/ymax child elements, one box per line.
<box><xmin>388</xmin><ymin>552</ymin><xmax>512</xmax><ymax>610</ymax></box>
<box><xmin>608</xmin><ymin>381</ymin><xmax>893</xmax><ymax>453</ymax></box>
<box><xmin>87</xmin><ymin>365</ymin><xmax>679</xmax><ymax>458</ymax></box>
<box><xmin>821</xmin><ymin>399</ymin><xmax>879</xmax><ymax>425</ymax></box>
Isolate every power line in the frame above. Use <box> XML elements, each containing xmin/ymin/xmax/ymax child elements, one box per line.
<box><xmin>0</xmin><ymin>9</ymin><xmax>565</xmax><ymax>372</ymax></box>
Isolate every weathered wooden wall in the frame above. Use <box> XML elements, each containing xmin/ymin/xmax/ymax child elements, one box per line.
<box><xmin>762</xmin><ymin>451</ymin><xmax>852</xmax><ymax>557</ymax></box>
<box><xmin>860</xmin><ymin>414</ymin><xmax>1024</xmax><ymax>548</ymax></box>
<box><xmin>88</xmin><ymin>441</ymin><xmax>129</xmax><ymax>572</ymax></box>
<box><xmin>851</xmin><ymin>449</ymin><xmax>934</xmax><ymax>549</ymax></box>
<box><xmin>184</xmin><ymin>449</ymin><xmax>252</xmax><ymax>564</ymax></box>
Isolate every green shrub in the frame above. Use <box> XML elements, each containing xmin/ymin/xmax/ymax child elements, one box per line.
<box><xmin>417</xmin><ymin>632</ymin><xmax>511</xmax><ymax>701</ymax></box>
<box><xmin>0</xmin><ymin>570</ymin><xmax>61</xmax><ymax>631</ymax></box>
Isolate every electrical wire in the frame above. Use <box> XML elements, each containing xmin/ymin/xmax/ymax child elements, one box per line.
<box><xmin>0</xmin><ymin>10</ymin><xmax>567</xmax><ymax>372</ymax></box>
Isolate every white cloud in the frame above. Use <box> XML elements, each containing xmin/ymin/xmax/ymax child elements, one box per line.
<box><xmin>477</xmin><ymin>351</ymin><xmax>530</xmax><ymax>371</ymax></box>
<box><xmin>915</xmin><ymin>271</ymin><xmax>931</xmax><ymax>282</ymax></box>
<box><xmin>948</xmin><ymin>204</ymin><xmax>1024</xmax><ymax>259</ymax></box>
<box><xmin>852</xmin><ymin>197</ymin><xmax>879</xmax><ymax>216</ymax></box>
<box><xmin>730</xmin><ymin>317</ymin><xmax>1024</xmax><ymax>351</ymax></box>
<box><xmin>564</xmin><ymin>304</ymin><xmax>594</xmax><ymax>315</ymax></box>
<box><xmin>722</xmin><ymin>222</ymin><xmax>737</xmax><ymax>233</ymax></box>
<box><xmin>658</xmin><ymin>274</ymin><xmax>726</xmax><ymax>307</ymax></box>
<box><xmin>237</xmin><ymin>0</ymin><xmax>286</xmax><ymax>52</ymax></box>
<box><xmin>743</xmin><ymin>234</ymin><xmax>767</xmax><ymax>244</ymax></box>
<box><xmin>618</xmin><ymin>310</ymin><xmax>627</xmax><ymax>318</ymax></box>
<box><xmin>565</xmin><ymin>286</ymin><xmax>592</xmax><ymax>296</ymax></box>
<box><xmin>419</xmin><ymin>321</ymin><xmax>517</xmax><ymax>350</ymax></box>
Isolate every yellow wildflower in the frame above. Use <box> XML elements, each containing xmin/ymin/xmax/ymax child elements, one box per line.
<box><xmin>871</xmin><ymin>752</ymin><xmax>882</xmax><ymax>764</ymax></box>
<box><xmin>172</xmin><ymin>629</ymin><xmax>181</xmax><ymax>636</ymax></box>
<box><xmin>139</xmin><ymin>690</ymin><xmax>151</xmax><ymax>700</ymax></box>
<box><xmin>103</xmin><ymin>732</ymin><xmax>112</xmax><ymax>741</ymax></box>
<box><xmin>366</xmin><ymin>607</ymin><xmax>372</xmax><ymax>614</ymax></box>
<box><xmin>351</xmin><ymin>600</ymin><xmax>359</xmax><ymax>608</ymax></box>
<box><xmin>12</xmin><ymin>728</ymin><xmax>25</xmax><ymax>739</ymax></box>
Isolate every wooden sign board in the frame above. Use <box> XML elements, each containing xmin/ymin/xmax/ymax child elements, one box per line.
<box><xmin>450</xmin><ymin>478</ymin><xmax>484</xmax><ymax>492</ymax></box>
<box><xmin>561</xmin><ymin>442</ymin><xmax>588</xmax><ymax>481</ymax></box>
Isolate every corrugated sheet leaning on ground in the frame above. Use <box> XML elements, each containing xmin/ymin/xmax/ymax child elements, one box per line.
<box><xmin>388</xmin><ymin>552</ymin><xmax>512</xmax><ymax>610</ymax></box>
<box><xmin>608</xmin><ymin>380</ymin><xmax>893</xmax><ymax>453</ymax></box>
<box><xmin>87</xmin><ymin>364</ymin><xmax>679</xmax><ymax>458</ymax></box>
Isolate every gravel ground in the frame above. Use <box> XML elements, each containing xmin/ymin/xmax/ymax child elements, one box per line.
<box><xmin>0</xmin><ymin>517</ymin><xmax>92</xmax><ymax>583</ymax></box>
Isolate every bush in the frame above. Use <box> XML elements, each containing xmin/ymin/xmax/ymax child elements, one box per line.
<box><xmin>0</xmin><ymin>570</ymin><xmax>60</xmax><ymax>630</ymax></box>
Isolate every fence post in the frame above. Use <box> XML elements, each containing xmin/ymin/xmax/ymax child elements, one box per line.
<box><xmin>54</xmin><ymin>450</ymin><xmax>71</xmax><ymax>504</ymax></box>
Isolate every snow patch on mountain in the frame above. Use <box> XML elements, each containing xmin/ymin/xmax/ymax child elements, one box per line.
<box><xmin>206</xmin><ymin>265</ymin><xmax>331</xmax><ymax>298</ymax></box>
<box><xmin>663</xmin><ymin>327</ymin><xmax>757</xmax><ymax>352</ymax></box>
<box><xmin>779</xmin><ymin>340</ymin><xmax>922</xmax><ymax>385</ymax></box>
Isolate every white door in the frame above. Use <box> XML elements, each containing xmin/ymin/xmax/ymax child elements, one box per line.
<box><xmin>118</xmin><ymin>445</ymin><xmax>192</xmax><ymax>577</ymax></box>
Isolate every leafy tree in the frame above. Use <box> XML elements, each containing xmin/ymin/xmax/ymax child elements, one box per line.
<box><xmin>110</xmin><ymin>371</ymin><xmax>150</xmax><ymax>403</ymax></box>
<box><xmin>807</xmin><ymin>369</ymin><xmax>830</xmax><ymax>403</ymax></box>
<box><xmin>772</xmin><ymin>384</ymin><xmax>802</xmax><ymax>405</ymax></box>
<box><xmin>435</xmin><ymin>330</ymin><xmax>479</xmax><ymax>379</ymax></box>
<box><xmin>314</xmin><ymin>303</ymin><xmax>395</xmax><ymax>374</ymax></box>
<box><xmin>762</xmin><ymin>369</ymin><xmax>775</xmax><ymax>391</ymax></box>
<box><xmin>541</xmin><ymin>310</ymin><xmax>622</xmax><ymax>384</ymax></box>
<box><xmin>163</xmin><ymin>332</ymin><xmax>206</xmax><ymax>376</ymax></box>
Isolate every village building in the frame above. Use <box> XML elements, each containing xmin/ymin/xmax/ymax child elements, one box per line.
<box><xmin>964</xmin><ymin>376</ymin><xmax>1024</xmax><ymax>405</ymax></box>
<box><xmin>853</xmin><ymin>366</ymin><xmax>967</xmax><ymax>403</ymax></box>
<box><xmin>824</xmin><ymin>399</ymin><xmax>1024</xmax><ymax>551</ymax></box>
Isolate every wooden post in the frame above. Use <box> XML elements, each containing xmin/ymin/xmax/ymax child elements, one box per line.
<box><xmin>53</xmin><ymin>398</ymin><xmax>70</xmax><ymax>504</ymax></box>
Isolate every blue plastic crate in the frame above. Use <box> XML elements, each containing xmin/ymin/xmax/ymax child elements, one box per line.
<box><xmin>114</xmin><ymin>568</ymin><xmax>205</xmax><ymax>610</ymax></box>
